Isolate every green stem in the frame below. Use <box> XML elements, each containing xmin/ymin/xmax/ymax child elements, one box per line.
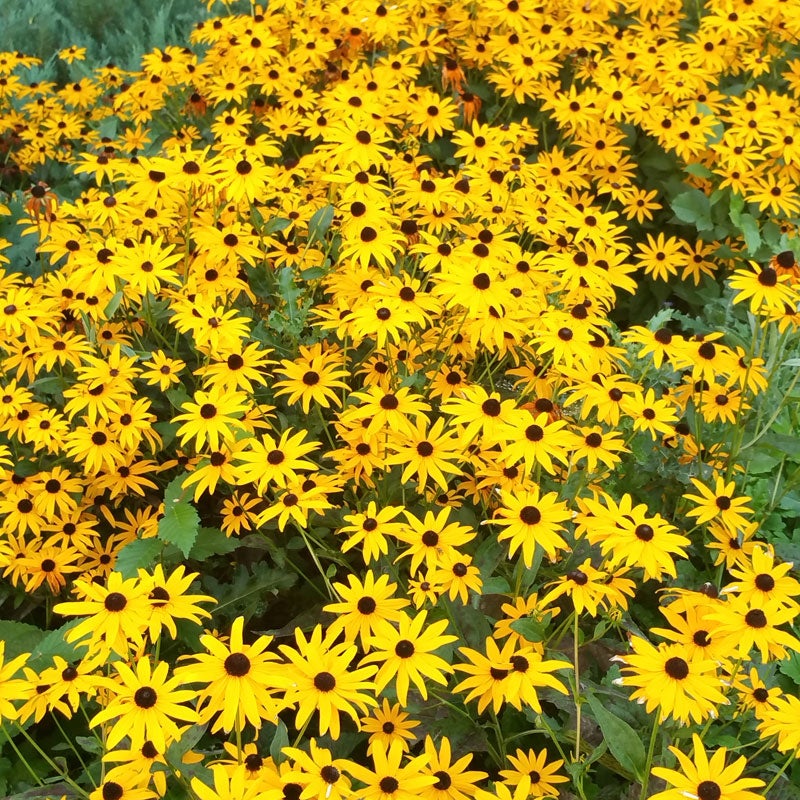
<box><xmin>52</xmin><ymin>713</ymin><xmax>95</xmax><ymax>787</ymax></box>
<box><xmin>1</xmin><ymin>725</ymin><xmax>43</xmax><ymax>786</ymax></box>
<box><xmin>639</xmin><ymin>714</ymin><xmax>660</xmax><ymax>800</ymax></box>
<box><xmin>763</xmin><ymin>751</ymin><xmax>795</xmax><ymax>794</ymax></box>
<box><xmin>11</xmin><ymin>723</ymin><xmax>90</xmax><ymax>799</ymax></box>
<box><xmin>573</xmin><ymin>612</ymin><xmax>582</xmax><ymax>763</ymax></box>
<box><xmin>235</xmin><ymin>711</ymin><xmax>243</xmax><ymax>764</ymax></box>
<box><xmin>297</xmin><ymin>525</ymin><xmax>338</xmax><ymax>600</ymax></box>
<box><xmin>490</xmin><ymin>708</ymin><xmax>506</xmax><ymax>761</ymax></box>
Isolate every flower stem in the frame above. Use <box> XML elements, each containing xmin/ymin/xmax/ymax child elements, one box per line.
<box><xmin>11</xmin><ymin>723</ymin><xmax>90</xmax><ymax>799</ymax></box>
<box><xmin>763</xmin><ymin>751</ymin><xmax>795</xmax><ymax>795</ymax></box>
<box><xmin>573</xmin><ymin>611</ymin><xmax>582</xmax><ymax>763</ymax></box>
<box><xmin>638</xmin><ymin>713</ymin><xmax>660</xmax><ymax>800</ymax></box>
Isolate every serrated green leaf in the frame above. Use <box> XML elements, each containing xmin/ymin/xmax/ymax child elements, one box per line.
<box><xmin>164</xmin><ymin>473</ymin><xmax>190</xmax><ymax>506</ymax></box>
<box><xmin>158</xmin><ymin>502</ymin><xmax>199</xmax><ymax>557</ymax></box>
<box><xmin>585</xmin><ymin>692</ymin><xmax>646</xmax><ymax>781</ymax></box>
<box><xmin>307</xmin><ymin>204</ymin><xmax>334</xmax><ymax>244</ymax></box>
<box><xmin>116</xmin><ymin>537</ymin><xmax>164</xmax><ymax>578</ymax></box>
<box><xmin>189</xmin><ymin>527</ymin><xmax>239</xmax><ymax>560</ymax></box>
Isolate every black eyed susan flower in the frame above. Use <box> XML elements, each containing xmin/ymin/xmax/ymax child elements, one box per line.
<box><xmin>91</xmin><ymin>657</ymin><xmax>198</xmax><ymax>753</ymax></box>
<box><xmin>500</xmin><ymin>411</ymin><xmax>577</xmax><ymax>476</ymax></box>
<box><xmin>361</xmin><ymin>610</ymin><xmax>457</xmax><ymax>706</ymax></box>
<box><xmin>684</xmin><ymin>476</ymin><xmax>754</xmax><ymax>531</ymax></box>
<box><xmin>420</xmin><ymin>735</ymin><xmax>487</xmax><ymax>800</ymax></box>
<box><xmin>347</xmin><ymin>741</ymin><xmax>437</xmax><ymax>800</ymax></box>
<box><xmin>386</xmin><ymin>417</ymin><xmax>462</xmax><ymax>492</ymax></box>
<box><xmin>360</xmin><ymin>699</ymin><xmax>420</xmax><ymax>756</ymax></box>
<box><xmin>723</xmin><ymin>544</ymin><xmax>800</xmax><ymax>610</ymax></box>
<box><xmin>138</xmin><ymin>564</ymin><xmax>215</xmax><ymax>641</ymax></box>
<box><xmin>176</xmin><ymin>615</ymin><xmax>288</xmax><ymax>734</ymax></box>
<box><xmin>615</xmin><ymin>638</ymin><xmax>728</xmax><ymax>724</ymax></box>
<box><xmin>649</xmin><ymin>734</ymin><xmax>764</xmax><ymax>800</ymax></box>
<box><xmin>395</xmin><ymin>507</ymin><xmax>476</xmax><ymax>574</ymax></box>
<box><xmin>324</xmin><ymin>571</ymin><xmax>410</xmax><ymax>651</ymax></box>
<box><xmin>492</xmin><ymin>486</ymin><xmax>571</xmax><ymax>565</ymax></box>
<box><xmin>729</xmin><ymin>260</ymin><xmax>798</xmax><ymax>315</ymax></box>
<box><xmin>733</xmin><ymin>667</ymin><xmax>782</xmax><ymax>719</ymax></box>
<box><xmin>54</xmin><ymin>572</ymin><xmax>152</xmax><ymax>658</ymax></box>
<box><xmin>274</xmin><ymin>344</ymin><xmax>350</xmax><ymax>414</ymax></box>
<box><xmin>337</xmin><ymin>502</ymin><xmax>404</xmax><ymax>564</ymax></box>
<box><xmin>279</xmin><ymin>624</ymin><xmax>377</xmax><ymax>740</ymax></box>
<box><xmin>708</xmin><ymin>596</ymin><xmax>800</xmax><ymax>663</ymax></box>
<box><xmin>453</xmin><ymin>636</ymin><xmax>520</xmax><ymax>714</ymax></box>
<box><xmin>431</xmin><ymin>551</ymin><xmax>483</xmax><ymax>605</ymax></box>
<box><xmin>173</xmin><ymin>386</ymin><xmax>249</xmax><ymax>452</ymax></box>
<box><xmin>498</xmin><ymin>748</ymin><xmax>568</xmax><ymax>798</ymax></box>
<box><xmin>235</xmin><ymin>428</ymin><xmax>320</xmax><ymax>492</ymax></box>
<box><xmin>283</xmin><ymin>739</ymin><xmax>354</xmax><ymax>800</ymax></box>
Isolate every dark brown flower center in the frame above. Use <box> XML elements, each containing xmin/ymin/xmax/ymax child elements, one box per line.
<box><xmin>745</xmin><ymin>609</ymin><xmax>767</xmax><ymax>628</ymax></box>
<box><xmin>754</xmin><ymin>573</ymin><xmax>775</xmax><ymax>592</ymax></box>
<box><xmin>697</xmin><ymin>780</ymin><xmax>721</xmax><ymax>800</ymax></box>
<box><xmin>134</xmin><ymin>686</ymin><xmax>157</xmax><ymax>708</ymax></box>
<box><xmin>664</xmin><ymin>656</ymin><xmax>689</xmax><ymax>680</ymax></box>
<box><xmin>314</xmin><ymin>671</ymin><xmax>336</xmax><ymax>692</ymax></box>
<box><xmin>395</xmin><ymin>639</ymin><xmax>415</xmax><ymax>658</ymax></box>
<box><xmin>104</xmin><ymin>592</ymin><xmax>127</xmax><ymax>612</ymax></box>
<box><xmin>224</xmin><ymin>652</ymin><xmax>251</xmax><ymax>676</ymax></box>
<box><xmin>519</xmin><ymin>506</ymin><xmax>541</xmax><ymax>525</ymax></box>
<box><xmin>357</xmin><ymin>596</ymin><xmax>377</xmax><ymax>614</ymax></box>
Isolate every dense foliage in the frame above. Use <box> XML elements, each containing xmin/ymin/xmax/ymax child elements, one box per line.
<box><xmin>0</xmin><ymin>1</ymin><xmax>800</xmax><ymax>799</ymax></box>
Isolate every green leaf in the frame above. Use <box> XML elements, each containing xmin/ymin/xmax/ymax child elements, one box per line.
<box><xmin>684</xmin><ymin>163</ymin><xmax>712</xmax><ymax>178</ymax></box>
<box><xmin>189</xmin><ymin>527</ymin><xmax>239</xmax><ymax>560</ymax></box>
<box><xmin>164</xmin><ymin>473</ymin><xmax>190</xmax><ymax>505</ymax></box>
<box><xmin>270</xmin><ymin>720</ymin><xmax>289</xmax><ymax>764</ymax></box>
<box><xmin>28</xmin><ymin>620</ymin><xmax>85</xmax><ymax>670</ymax></box>
<box><xmin>116</xmin><ymin>537</ymin><xmax>164</xmax><ymax>578</ymax></box>
<box><xmin>103</xmin><ymin>290</ymin><xmax>124</xmax><ymax>319</ymax></box>
<box><xmin>159</xmin><ymin>501</ymin><xmax>199</xmax><ymax>558</ymax></box>
<box><xmin>307</xmin><ymin>204</ymin><xmax>334</xmax><ymax>244</ymax></box>
<box><xmin>261</xmin><ymin>216</ymin><xmax>291</xmax><ymax>235</ymax></box>
<box><xmin>585</xmin><ymin>691</ymin><xmax>647</xmax><ymax>781</ymax></box>
<box><xmin>0</xmin><ymin>621</ymin><xmax>46</xmax><ymax>661</ymax></box>
<box><xmin>509</xmin><ymin>613</ymin><xmax>554</xmax><ymax>643</ymax></box>
<box><xmin>75</xmin><ymin>736</ymin><xmax>103</xmax><ymax>756</ymax></box>
<box><xmin>736</xmin><ymin>212</ymin><xmax>761</xmax><ymax>253</ymax></box>
<box><xmin>300</xmin><ymin>266</ymin><xmax>326</xmax><ymax>280</ymax></box>
<box><xmin>778</xmin><ymin>651</ymin><xmax>800</xmax><ymax>686</ymax></box>
<box><xmin>671</xmin><ymin>189</ymin><xmax>712</xmax><ymax>230</ymax></box>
